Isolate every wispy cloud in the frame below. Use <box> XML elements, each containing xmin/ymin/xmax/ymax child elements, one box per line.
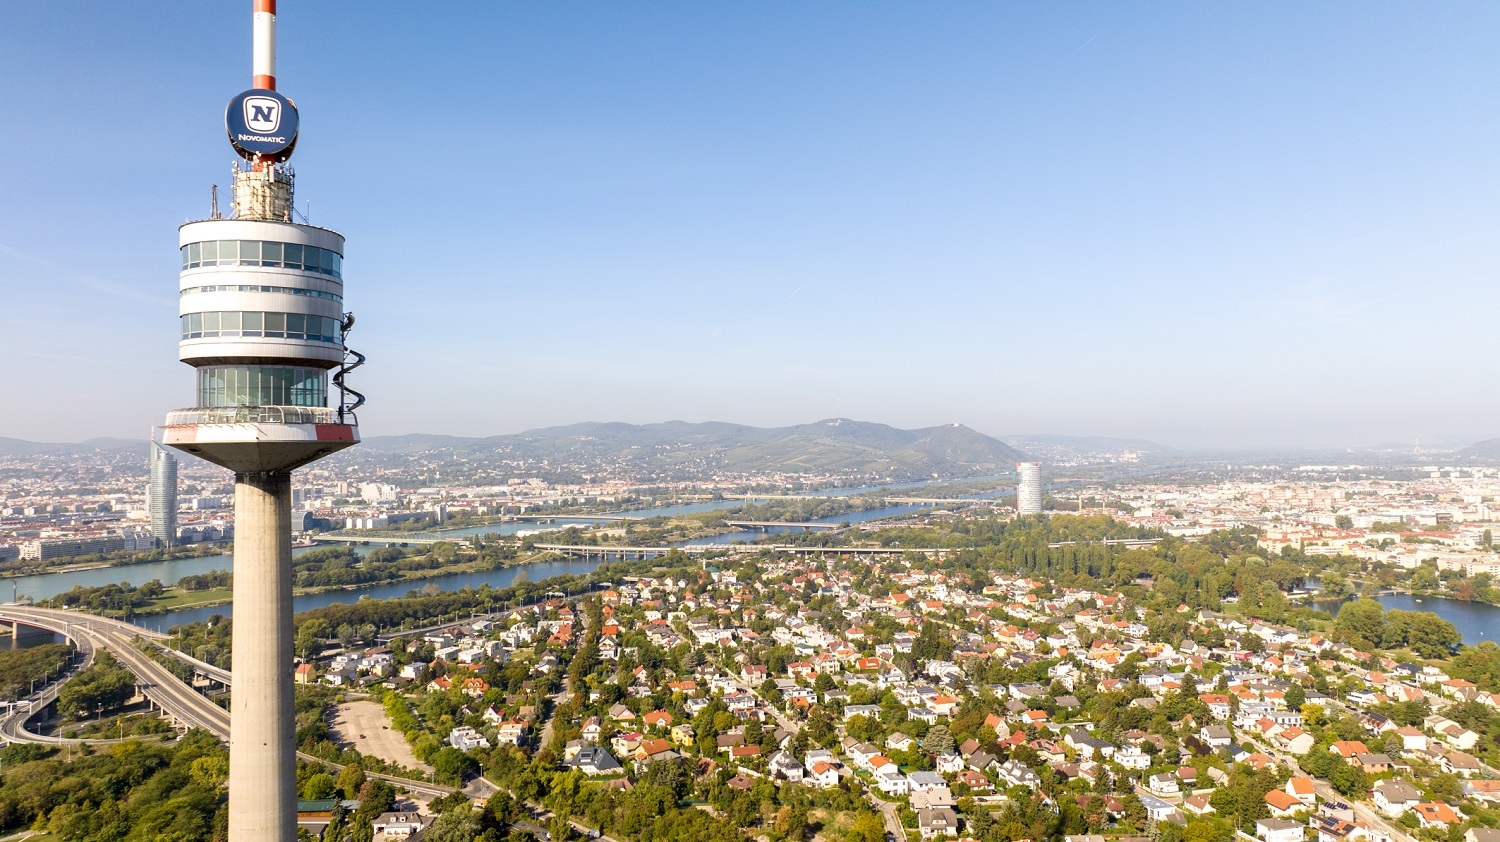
<box><xmin>0</xmin><ymin>243</ymin><xmax>173</xmax><ymax>306</ymax></box>
<box><xmin>1252</xmin><ymin>278</ymin><xmax>1374</xmax><ymax>326</ymax></box>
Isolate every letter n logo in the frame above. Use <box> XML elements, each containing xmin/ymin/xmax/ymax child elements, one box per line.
<box><xmin>244</xmin><ymin>96</ymin><xmax>281</xmax><ymax>133</ymax></box>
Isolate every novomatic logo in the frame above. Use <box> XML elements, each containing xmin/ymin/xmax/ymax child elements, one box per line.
<box><xmin>244</xmin><ymin>96</ymin><xmax>281</xmax><ymax>133</ymax></box>
<box><xmin>225</xmin><ymin>89</ymin><xmax>300</xmax><ymax>162</ymax></box>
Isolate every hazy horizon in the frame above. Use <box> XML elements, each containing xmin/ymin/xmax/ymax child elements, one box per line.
<box><xmin>3</xmin><ymin>416</ymin><xmax>1494</xmax><ymax>455</ymax></box>
<box><xmin>6</xmin><ymin>3</ymin><xmax>1500</xmax><ymax>449</ymax></box>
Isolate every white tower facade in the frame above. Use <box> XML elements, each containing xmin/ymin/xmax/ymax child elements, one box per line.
<box><xmin>1016</xmin><ymin>461</ymin><xmax>1042</xmax><ymax>515</ymax></box>
<box><xmin>160</xmin><ymin>4</ymin><xmax>362</xmax><ymax>840</ymax></box>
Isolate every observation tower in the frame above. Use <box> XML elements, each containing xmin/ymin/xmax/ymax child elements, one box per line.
<box><xmin>160</xmin><ymin>3</ymin><xmax>363</xmax><ymax>840</ymax></box>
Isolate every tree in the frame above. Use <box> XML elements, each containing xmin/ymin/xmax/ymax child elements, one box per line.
<box><xmin>1335</xmin><ymin>515</ymin><xmax>1354</xmax><ymax>531</ymax></box>
<box><xmin>1451</xmin><ymin>642</ymin><xmax>1500</xmax><ymax>692</ymax></box>
<box><xmin>1301</xmin><ymin>703</ymin><xmax>1326</xmax><ymax>729</ymax></box>
<box><xmin>922</xmin><ymin>724</ymin><xmax>955</xmax><ymax>756</ymax></box>
<box><xmin>301</xmin><ymin>772</ymin><xmax>338</xmax><ymax>801</ymax></box>
<box><xmin>773</xmin><ymin>804</ymin><xmax>808</xmax><ymax>841</ymax></box>
<box><xmin>1284</xmin><ymin>683</ymin><xmax>1305</xmax><ymax>711</ymax></box>
<box><xmin>188</xmin><ymin>754</ymin><xmax>229</xmax><ymax>790</ymax></box>
<box><xmin>56</xmin><ymin>651</ymin><xmax>135</xmax><ymax>718</ymax></box>
<box><xmin>295</xmin><ymin>619</ymin><xmax>329</xmax><ymax>659</ymax></box>
<box><xmin>432</xmin><ymin>748</ymin><xmax>478</xmax><ymax>786</ymax></box>
<box><xmin>1405</xmin><ymin>612</ymin><xmax>1460</xmax><ymax>658</ymax></box>
<box><xmin>850</xmin><ymin>811</ymin><xmax>885</xmax><ymax>842</ymax></box>
<box><xmin>1333</xmin><ymin>600</ymin><xmax>1386</xmax><ymax>649</ymax></box>
<box><xmin>425</xmin><ymin>807</ymin><xmax>484</xmax><ymax>842</ymax></box>
<box><xmin>805</xmin><ymin>706</ymin><xmax>836</xmax><ymax>747</ymax></box>
<box><xmin>337</xmin><ymin>763</ymin><xmax>367</xmax><ymax>800</ymax></box>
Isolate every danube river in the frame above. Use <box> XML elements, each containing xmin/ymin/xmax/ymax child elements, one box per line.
<box><xmin>5</xmin><ymin>497</ymin><xmax>931</xmax><ymax>630</ymax></box>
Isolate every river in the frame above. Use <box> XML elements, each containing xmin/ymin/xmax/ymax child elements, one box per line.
<box><xmin>132</xmin><ymin>557</ymin><xmax>607</xmax><ymax>631</ymax></box>
<box><xmin>1310</xmin><ymin>592</ymin><xmax>1500</xmax><ymax>645</ymax></box>
<box><xmin>5</xmin><ymin>495</ymin><xmax>930</xmax><ymax>630</ymax></box>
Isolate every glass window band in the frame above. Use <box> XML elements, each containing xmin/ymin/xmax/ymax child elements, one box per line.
<box><xmin>181</xmin><ymin>240</ymin><xmax>343</xmax><ymax>278</ymax></box>
<box><xmin>180</xmin><ymin>284</ymin><xmax>342</xmax><ymax>302</ymax></box>
<box><xmin>196</xmin><ymin>366</ymin><xmax>327</xmax><ymax>408</ymax></box>
<box><xmin>182</xmin><ymin>311</ymin><xmax>342</xmax><ymax>343</ymax></box>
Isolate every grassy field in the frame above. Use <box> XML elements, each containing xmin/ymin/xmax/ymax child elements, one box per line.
<box><xmin>144</xmin><ymin>588</ymin><xmax>234</xmax><ymax>611</ymax></box>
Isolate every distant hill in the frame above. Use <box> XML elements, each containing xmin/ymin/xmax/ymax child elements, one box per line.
<box><xmin>0</xmin><ymin>421</ymin><xmax>1027</xmax><ymax>479</ymax></box>
<box><xmin>1459</xmin><ymin>438</ymin><xmax>1500</xmax><ymax>461</ymax></box>
<box><xmin>0</xmin><ymin>437</ymin><xmax>144</xmax><ymax>457</ymax></box>
<box><xmin>361</xmin><ymin>419</ymin><xmax>1028</xmax><ymax>478</ymax></box>
<box><xmin>1003</xmin><ymin>434</ymin><xmax>1175</xmax><ymax>453</ymax></box>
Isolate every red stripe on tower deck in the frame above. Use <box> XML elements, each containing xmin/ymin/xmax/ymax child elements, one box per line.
<box><xmin>315</xmin><ymin>425</ymin><xmax>355</xmax><ymax>442</ymax></box>
<box><xmin>162</xmin><ymin>426</ymin><xmax>198</xmax><ymax>444</ymax></box>
<box><xmin>254</xmin><ymin>0</ymin><xmax>276</xmax><ymax>13</ymax></box>
<box><xmin>253</xmin><ymin>74</ymin><xmax>276</xmax><ymax>90</ymax></box>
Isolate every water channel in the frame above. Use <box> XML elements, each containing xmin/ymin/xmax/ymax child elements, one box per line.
<box><xmin>1308</xmin><ymin>593</ymin><xmax>1500</xmax><ymax>645</ymax></box>
<box><xmin>2</xmin><ymin>468</ymin><xmax>1193</xmax><ymax>632</ymax></box>
<box><xmin>5</xmin><ymin>495</ymin><xmax>934</xmax><ymax>630</ymax></box>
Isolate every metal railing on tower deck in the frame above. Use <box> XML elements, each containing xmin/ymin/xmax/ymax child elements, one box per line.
<box><xmin>165</xmin><ymin>406</ymin><xmax>340</xmax><ymax>426</ymax></box>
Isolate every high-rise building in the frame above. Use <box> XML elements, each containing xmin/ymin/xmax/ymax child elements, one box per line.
<box><xmin>1016</xmin><ymin>461</ymin><xmax>1042</xmax><ymax>515</ymax></box>
<box><xmin>147</xmin><ymin>440</ymin><xmax>178</xmax><ymax>547</ymax></box>
<box><xmin>160</xmin><ymin>4</ymin><xmax>363</xmax><ymax>840</ymax></box>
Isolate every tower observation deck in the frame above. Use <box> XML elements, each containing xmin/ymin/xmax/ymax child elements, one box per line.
<box><xmin>159</xmin><ymin>3</ymin><xmax>363</xmax><ymax>841</ymax></box>
<box><xmin>164</xmin><ymin>169</ymin><xmax>360</xmax><ymax>470</ymax></box>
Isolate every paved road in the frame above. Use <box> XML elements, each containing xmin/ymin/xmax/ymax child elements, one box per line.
<box><xmin>0</xmin><ymin>622</ymin><xmax>97</xmax><ymax>745</ymax></box>
<box><xmin>0</xmin><ymin>604</ymin><xmax>232</xmax><ymax>682</ymax></box>
<box><xmin>0</xmin><ymin>604</ymin><xmax>456</xmax><ymax>800</ymax></box>
<box><xmin>830</xmin><ymin>721</ymin><xmax>906</xmax><ymax>842</ymax></box>
<box><xmin>868</xmin><ymin>792</ymin><xmax>906</xmax><ymax>842</ymax></box>
<box><xmin>1263</xmin><ymin>747</ymin><xmax>1413</xmax><ymax>842</ymax></box>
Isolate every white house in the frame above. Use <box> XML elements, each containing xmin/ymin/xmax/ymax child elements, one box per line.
<box><xmin>1257</xmin><ymin>818</ymin><xmax>1304</xmax><ymax>842</ymax></box>
<box><xmin>372</xmin><ymin>812</ymin><xmax>431</xmax><ymax>838</ymax></box>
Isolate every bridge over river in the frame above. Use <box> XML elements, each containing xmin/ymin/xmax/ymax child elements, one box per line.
<box><xmin>531</xmin><ymin>543</ymin><xmax>945</xmax><ymax>558</ymax></box>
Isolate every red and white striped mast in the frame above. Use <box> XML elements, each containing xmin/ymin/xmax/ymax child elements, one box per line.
<box><xmin>252</xmin><ymin>0</ymin><xmax>277</xmax><ymax>91</ymax></box>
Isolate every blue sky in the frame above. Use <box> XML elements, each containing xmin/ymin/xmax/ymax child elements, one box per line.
<box><xmin>4</xmin><ymin>2</ymin><xmax>1500</xmax><ymax>448</ymax></box>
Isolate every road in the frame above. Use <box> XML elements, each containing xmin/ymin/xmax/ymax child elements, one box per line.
<box><xmin>0</xmin><ymin>604</ymin><xmax>233</xmax><ymax>683</ymax></box>
<box><xmin>1264</xmin><ymin>745</ymin><xmax>1413</xmax><ymax>842</ymax></box>
<box><xmin>0</xmin><ymin>629</ymin><xmax>95</xmax><ymax>745</ymax></box>
<box><xmin>868</xmin><ymin>791</ymin><xmax>906</xmax><ymax>842</ymax></box>
<box><xmin>0</xmin><ymin>603</ymin><xmax>455</xmax><ymax>800</ymax></box>
<box><xmin>828</xmin><ymin>719</ymin><xmax>906</xmax><ymax>842</ymax></box>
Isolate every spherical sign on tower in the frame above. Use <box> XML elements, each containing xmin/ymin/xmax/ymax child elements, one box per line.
<box><xmin>225</xmin><ymin>88</ymin><xmax>299</xmax><ymax>161</ymax></box>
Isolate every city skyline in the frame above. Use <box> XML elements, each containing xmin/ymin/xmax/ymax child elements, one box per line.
<box><xmin>6</xmin><ymin>3</ymin><xmax>1500</xmax><ymax>448</ymax></box>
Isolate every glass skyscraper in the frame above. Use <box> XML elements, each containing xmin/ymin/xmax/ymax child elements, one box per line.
<box><xmin>148</xmin><ymin>440</ymin><xmax>178</xmax><ymax>547</ymax></box>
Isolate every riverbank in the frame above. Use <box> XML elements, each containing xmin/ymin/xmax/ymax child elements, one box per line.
<box><xmin>1305</xmin><ymin>590</ymin><xmax>1500</xmax><ymax>644</ymax></box>
<box><xmin>0</xmin><ymin>543</ymin><xmax>232</xmax><ymax>581</ymax></box>
<box><xmin>54</xmin><ymin>547</ymin><xmax>573</xmax><ymax>620</ymax></box>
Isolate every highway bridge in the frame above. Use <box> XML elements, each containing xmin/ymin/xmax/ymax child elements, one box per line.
<box><xmin>509</xmin><ymin>514</ymin><xmax>637</xmax><ymax>523</ymax></box>
<box><xmin>1046</xmin><ymin>538</ymin><xmax>1162</xmax><ymax>549</ymax></box>
<box><xmin>719</xmin><ymin>493</ymin><xmax>997</xmax><ymax>505</ymax></box>
<box><xmin>722</xmin><ymin>520</ymin><xmax>839</xmax><ymax>530</ymax></box>
<box><xmin>0</xmin><ymin>604</ymin><xmax>231</xmax><ymax>740</ymax></box>
<box><xmin>533</xmin><ymin>543</ymin><xmax>945</xmax><ymax>558</ymax></box>
<box><xmin>310</xmin><ymin>534</ymin><xmax>451</xmax><ymax>546</ymax></box>
<box><xmin>0</xmin><ymin>604</ymin><xmax>455</xmax><ymax>799</ymax></box>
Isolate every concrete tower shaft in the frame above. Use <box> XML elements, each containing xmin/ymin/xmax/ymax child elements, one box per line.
<box><xmin>226</xmin><ymin>471</ymin><xmax>296</xmax><ymax>842</ymax></box>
